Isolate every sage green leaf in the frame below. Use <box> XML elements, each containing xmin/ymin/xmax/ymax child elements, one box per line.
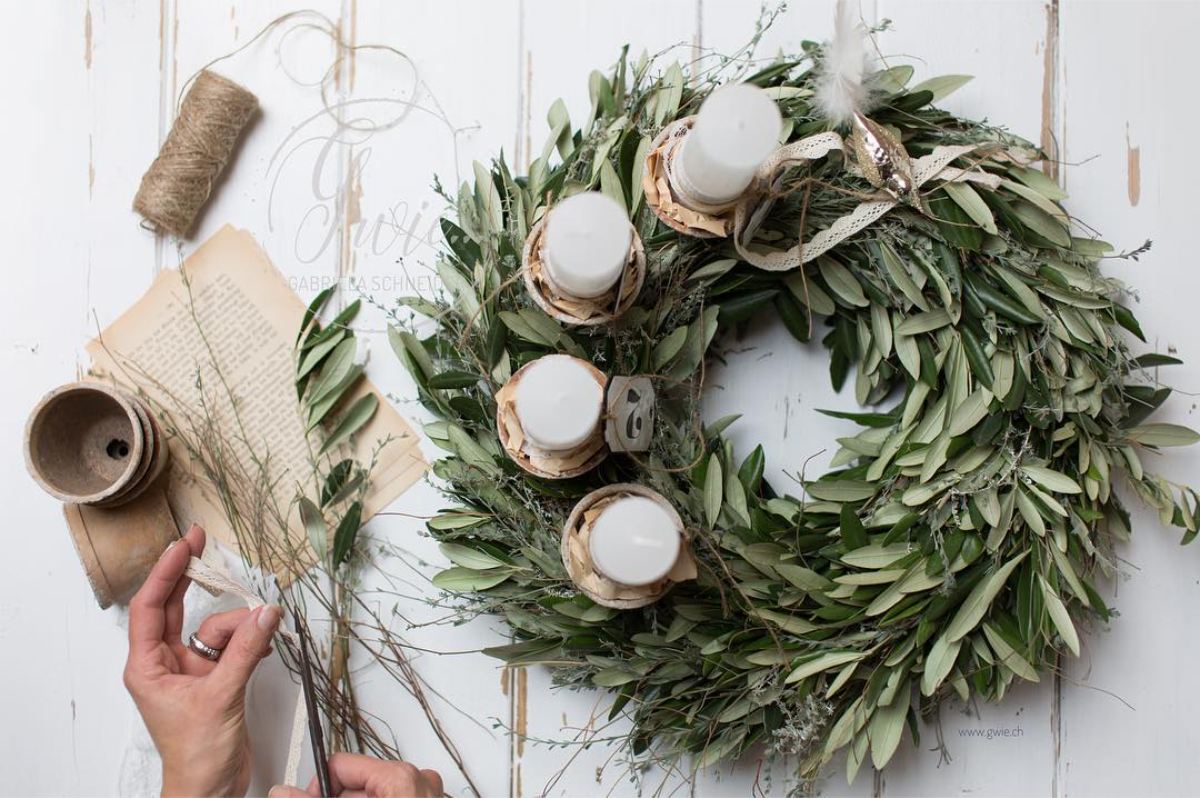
<box><xmin>948</xmin><ymin>389</ymin><xmax>990</xmax><ymax>436</ymax></box>
<box><xmin>704</xmin><ymin>454</ymin><xmax>723</xmax><ymax>527</ymax></box>
<box><xmin>297</xmin><ymin>330</ymin><xmax>347</xmax><ymax>381</ymax></box>
<box><xmin>909</xmin><ymin>74</ymin><xmax>973</xmax><ymax>102</ymax></box>
<box><xmin>1012</xmin><ymin>200</ymin><xmax>1071</xmax><ymax>247</ymax></box>
<box><xmin>599</xmin><ymin>158</ymin><xmax>627</xmax><ymax>215</ymax></box>
<box><xmin>870</xmin><ymin>303</ymin><xmax>893</xmax><ymax>359</ymax></box>
<box><xmin>981</xmin><ymin>622</ymin><xmax>1040</xmax><ymax>682</ymax></box>
<box><xmin>1022</xmin><ymin>465</ymin><xmax>1082</xmax><ymax>494</ymax></box>
<box><xmin>331</xmin><ymin>500</ymin><xmax>362</xmax><ymax>567</ymax></box>
<box><xmin>724</xmin><ymin>467</ymin><xmax>751</xmax><ymax>527</ymax></box>
<box><xmin>499</xmin><ymin>310</ymin><xmax>553</xmax><ymax>346</ymax></box>
<box><xmin>895</xmin><ymin>308</ymin><xmax>952</xmax><ymax>335</ymax></box>
<box><xmin>752</xmin><ymin>608</ymin><xmax>819</xmax><ymax>636</ymax></box>
<box><xmin>842</xmin><ymin>543</ymin><xmax>912</xmax><ymax>569</ymax></box>
<box><xmin>652</xmin><ymin>326</ymin><xmax>688</xmax><ymax>369</ymax></box>
<box><xmin>1071</xmin><ymin>237</ymin><xmax>1113</xmax><ymax>257</ymax></box>
<box><xmin>298</xmin><ymin>497</ymin><xmax>327</xmax><ymax>560</ymax></box>
<box><xmin>874</xmin><ymin>64</ymin><xmax>914</xmax><ymax>92</ymax></box>
<box><xmin>687</xmin><ymin>258</ymin><xmax>738</xmax><ymax>284</ymax></box>
<box><xmin>440</xmin><ymin>542</ymin><xmax>506</xmax><ymax>570</ymax></box>
<box><xmin>921</xmin><ymin>633</ymin><xmax>962</xmax><ymax>696</ymax></box>
<box><xmin>389</xmin><ymin>326</ymin><xmax>433</xmax><ymax>380</ymax></box>
<box><xmin>776</xmin><ymin>563</ymin><xmax>834</xmax><ymax>592</ymax></box>
<box><xmin>431</xmin><ymin>566</ymin><xmax>512</xmax><ymax>592</ymax></box>
<box><xmin>1001</xmin><ymin>178</ymin><xmax>1067</xmax><ymax>222</ymax></box>
<box><xmin>945</xmin><ymin>552</ymin><xmax>1028</xmax><ymax>641</ymax></box>
<box><xmin>785</xmin><ymin>269</ymin><xmax>836</xmax><ymax>315</ymax></box>
<box><xmin>427</xmin><ymin>513</ymin><xmax>486</xmax><ymax>531</ymax></box>
<box><xmin>879</xmin><ymin>244</ymin><xmax>929</xmax><ymax>311</ymax></box>
<box><xmin>943</xmin><ymin>182</ymin><xmax>997</xmax><ymax>234</ymax></box>
<box><xmin>869</xmin><ymin>687</ymin><xmax>910</xmax><ymax>769</ymax></box>
<box><xmin>1010</xmin><ymin>165</ymin><xmax>1069</xmax><ymax>201</ymax></box>
<box><xmin>630</xmin><ymin>136</ymin><xmax>651</xmax><ymax>214</ymax></box>
<box><xmin>428</xmin><ymin>370</ymin><xmax>479</xmax><ymax>390</ymax></box>
<box><xmin>819</xmin><ymin>258</ymin><xmax>869</xmax><ymax>308</ymax></box>
<box><xmin>1128</xmin><ymin>423</ymin><xmax>1200</xmax><ymax>447</ymax></box>
<box><xmin>307</xmin><ymin>338</ymin><xmax>358</xmax><ymax>403</ymax></box>
<box><xmin>806</xmin><ymin>480</ymin><xmax>876</xmax><ymax>502</ymax></box>
<box><xmin>447</xmin><ymin>424</ymin><xmax>501</xmax><ymax>477</ymax></box>
<box><xmin>785</xmin><ymin>651</ymin><xmax>866</xmax><ymax>684</ymax></box>
<box><xmin>1015</xmin><ymin>488</ymin><xmax>1046</xmax><ymax>536</ymax></box>
<box><xmin>296</xmin><ymin>286</ymin><xmax>335</xmax><ymax>345</ymax></box>
<box><xmin>1038</xmin><ymin>575</ymin><xmax>1080</xmax><ymax>656</ymax></box>
<box><xmin>895</xmin><ymin>332</ymin><xmax>921</xmax><ymax>380</ymax></box>
<box><xmin>306</xmin><ymin>364</ymin><xmax>365</xmax><ymax>429</ymax></box>
<box><xmin>318</xmin><ymin>394</ymin><xmax>378</xmax><ymax>456</ymax></box>
<box><xmin>323</xmin><ymin>471</ymin><xmax>363</xmax><ymax>508</ymax></box>
<box><xmin>320</xmin><ymin>460</ymin><xmax>354</xmax><ymax>507</ymax></box>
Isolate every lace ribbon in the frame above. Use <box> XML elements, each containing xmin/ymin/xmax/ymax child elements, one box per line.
<box><xmin>725</xmin><ymin>136</ymin><xmax>984</xmax><ymax>271</ymax></box>
<box><xmin>185</xmin><ymin>557</ymin><xmax>307</xmax><ymax>788</ymax></box>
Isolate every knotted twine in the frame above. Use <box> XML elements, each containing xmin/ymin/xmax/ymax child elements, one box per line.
<box><xmin>184</xmin><ymin>557</ymin><xmax>308</xmax><ymax>788</ymax></box>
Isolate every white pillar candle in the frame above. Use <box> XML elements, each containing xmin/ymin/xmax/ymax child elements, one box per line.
<box><xmin>513</xmin><ymin>355</ymin><xmax>603</xmax><ymax>451</ymax></box>
<box><xmin>588</xmin><ymin>496</ymin><xmax>681</xmax><ymax>587</ymax></box>
<box><xmin>677</xmin><ymin>83</ymin><xmax>783</xmax><ymax>205</ymax></box>
<box><xmin>542</xmin><ymin>192</ymin><xmax>633</xmax><ymax>299</ymax></box>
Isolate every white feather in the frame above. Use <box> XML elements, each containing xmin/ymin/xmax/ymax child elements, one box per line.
<box><xmin>815</xmin><ymin>0</ymin><xmax>870</xmax><ymax>126</ymax></box>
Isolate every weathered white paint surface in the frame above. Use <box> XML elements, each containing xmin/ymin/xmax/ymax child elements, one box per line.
<box><xmin>2</xmin><ymin>1</ymin><xmax>1199</xmax><ymax>795</ymax></box>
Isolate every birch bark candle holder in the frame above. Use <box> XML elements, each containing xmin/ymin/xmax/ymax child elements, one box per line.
<box><xmin>522</xmin><ymin>192</ymin><xmax>645</xmax><ymax>326</ymax></box>
<box><xmin>643</xmin><ymin>83</ymin><xmax>782</xmax><ymax>238</ymax></box>
<box><xmin>560</xmin><ymin>484</ymin><xmax>697</xmax><ymax>609</ymax></box>
<box><xmin>24</xmin><ymin>382</ymin><xmax>176</xmax><ymax>608</ymax></box>
<box><xmin>495</xmin><ymin>354</ymin><xmax>609</xmax><ymax>479</ymax></box>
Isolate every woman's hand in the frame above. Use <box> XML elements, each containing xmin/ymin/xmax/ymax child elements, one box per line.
<box><xmin>123</xmin><ymin>524</ymin><xmax>282</xmax><ymax>798</ymax></box>
<box><xmin>269</xmin><ymin>753</ymin><xmax>443</xmax><ymax>798</ymax></box>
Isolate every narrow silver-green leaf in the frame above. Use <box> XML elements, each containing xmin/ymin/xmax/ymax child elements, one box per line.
<box><xmin>318</xmin><ymin>393</ymin><xmax>378</xmax><ymax>456</ymax></box>
<box><xmin>945</xmin><ymin>552</ymin><xmax>1029</xmax><ymax>641</ymax></box>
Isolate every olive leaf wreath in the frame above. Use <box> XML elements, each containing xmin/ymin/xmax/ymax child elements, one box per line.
<box><xmin>387</xmin><ymin>30</ymin><xmax>1197</xmax><ymax>786</ymax></box>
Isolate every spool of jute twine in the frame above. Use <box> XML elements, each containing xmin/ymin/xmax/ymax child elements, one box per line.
<box><xmin>133</xmin><ymin>69</ymin><xmax>258</xmax><ymax>238</ymax></box>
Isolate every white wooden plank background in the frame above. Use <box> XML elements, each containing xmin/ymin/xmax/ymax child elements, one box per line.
<box><xmin>2</xmin><ymin>1</ymin><xmax>1199</xmax><ymax>795</ymax></box>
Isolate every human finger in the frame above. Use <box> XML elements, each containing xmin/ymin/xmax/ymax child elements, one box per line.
<box><xmin>127</xmin><ymin>534</ymin><xmax>193</xmax><ymax>655</ymax></box>
<box><xmin>207</xmin><ymin>605</ymin><xmax>282</xmax><ymax>695</ymax></box>
<box><xmin>163</xmin><ymin>525</ymin><xmax>206</xmax><ymax>644</ymax></box>
<box><xmin>181</xmin><ymin>607</ymin><xmax>252</xmax><ymax>674</ymax></box>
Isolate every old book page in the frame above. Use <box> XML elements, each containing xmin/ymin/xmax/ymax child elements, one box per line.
<box><xmin>87</xmin><ymin>226</ymin><xmax>427</xmax><ymax>584</ymax></box>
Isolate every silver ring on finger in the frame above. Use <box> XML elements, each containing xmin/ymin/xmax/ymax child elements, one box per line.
<box><xmin>188</xmin><ymin>632</ymin><xmax>223</xmax><ymax>661</ymax></box>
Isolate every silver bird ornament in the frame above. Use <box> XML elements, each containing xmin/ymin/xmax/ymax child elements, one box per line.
<box><xmin>850</xmin><ymin>111</ymin><xmax>920</xmax><ymax>209</ymax></box>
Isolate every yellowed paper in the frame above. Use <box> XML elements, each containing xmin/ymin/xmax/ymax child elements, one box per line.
<box><xmin>87</xmin><ymin>225</ymin><xmax>428</xmax><ymax>584</ymax></box>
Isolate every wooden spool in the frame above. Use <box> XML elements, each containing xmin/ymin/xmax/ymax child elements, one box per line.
<box><xmin>24</xmin><ymin>382</ymin><xmax>177</xmax><ymax>608</ymax></box>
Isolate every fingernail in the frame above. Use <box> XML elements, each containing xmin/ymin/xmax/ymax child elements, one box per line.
<box><xmin>159</xmin><ymin>540</ymin><xmax>179</xmax><ymax>560</ymax></box>
<box><xmin>188</xmin><ymin>523</ymin><xmax>203</xmax><ymax>534</ymax></box>
<box><xmin>268</xmin><ymin>787</ymin><xmax>287</xmax><ymax>798</ymax></box>
<box><xmin>258</xmin><ymin>604</ymin><xmax>282</xmax><ymax>631</ymax></box>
